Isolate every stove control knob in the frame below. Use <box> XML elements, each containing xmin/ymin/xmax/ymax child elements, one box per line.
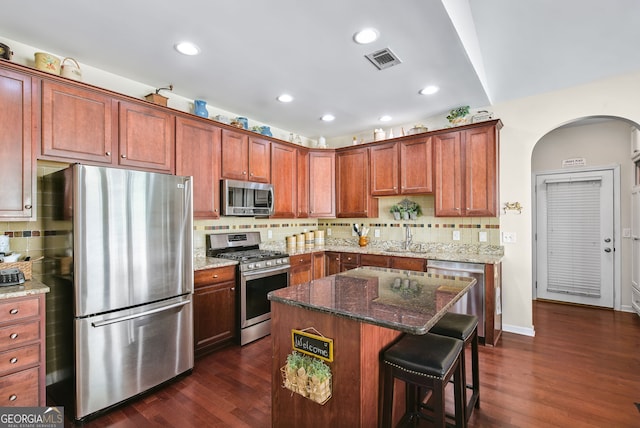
<box><xmin>266</xmin><ymin>260</ymin><xmax>273</xmax><ymax>267</ymax></box>
<box><xmin>276</xmin><ymin>259</ymin><xmax>282</xmax><ymax>264</ymax></box>
<box><xmin>248</xmin><ymin>263</ymin><xmax>255</xmax><ymax>270</ymax></box>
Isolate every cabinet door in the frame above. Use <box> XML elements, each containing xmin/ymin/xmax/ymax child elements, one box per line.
<box><xmin>309</xmin><ymin>151</ymin><xmax>335</xmax><ymax>218</ymax></box>
<box><xmin>270</xmin><ymin>143</ymin><xmax>296</xmax><ymax>218</ymax></box>
<box><xmin>0</xmin><ymin>68</ymin><xmax>34</xmax><ymax>220</ymax></box>
<box><xmin>464</xmin><ymin>125</ymin><xmax>498</xmax><ymax>216</ymax></box>
<box><xmin>400</xmin><ymin>136</ymin><xmax>433</xmax><ymax>194</ymax></box>
<box><xmin>434</xmin><ymin>132</ymin><xmax>463</xmax><ymax>216</ymax></box>
<box><xmin>312</xmin><ymin>252</ymin><xmax>325</xmax><ymax>279</ymax></box>
<box><xmin>175</xmin><ymin>117</ymin><xmax>221</xmax><ymax>219</ymax></box>
<box><xmin>220</xmin><ymin>129</ymin><xmax>249</xmax><ymax>180</ymax></box>
<box><xmin>325</xmin><ymin>252</ymin><xmax>341</xmax><ymax>276</ymax></box>
<box><xmin>248</xmin><ymin>137</ymin><xmax>271</xmax><ymax>183</ymax></box>
<box><xmin>194</xmin><ymin>280</ymin><xmax>236</xmax><ymax>356</ymax></box>
<box><xmin>391</xmin><ymin>257</ymin><xmax>425</xmax><ymax>271</ymax></box>
<box><xmin>370</xmin><ymin>142</ymin><xmax>399</xmax><ymax>196</ymax></box>
<box><xmin>118</xmin><ymin>100</ymin><xmax>175</xmax><ymax>173</ymax></box>
<box><xmin>360</xmin><ymin>254</ymin><xmax>391</xmax><ymax>268</ymax></box>
<box><xmin>41</xmin><ymin>80</ymin><xmax>116</xmax><ymax>164</ymax></box>
<box><xmin>336</xmin><ymin>148</ymin><xmax>378</xmax><ymax>218</ymax></box>
<box><xmin>289</xmin><ymin>253</ymin><xmax>312</xmax><ymax>286</ymax></box>
<box><xmin>296</xmin><ymin>148</ymin><xmax>310</xmax><ymax>218</ymax></box>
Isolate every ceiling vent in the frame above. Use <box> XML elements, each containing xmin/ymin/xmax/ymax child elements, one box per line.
<box><xmin>365</xmin><ymin>48</ymin><xmax>402</xmax><ymax>70</ymax></box>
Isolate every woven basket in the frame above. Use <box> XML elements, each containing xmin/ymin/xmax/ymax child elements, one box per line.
<box><xmin>0</xmin><ymin>261</ymin><xmax>32</xmax><ymax>280</ymax></box>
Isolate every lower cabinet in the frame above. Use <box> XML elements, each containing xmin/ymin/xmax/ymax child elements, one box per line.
<box><xmin>0</xmin><ymin>294</ymin><xmax>46</xmax><ymax>406</ymax></box>
<box><xmin>193</xmin><ymin>266</ymin><xmax>236</xmax><ymax>357</ymax></box>
<box><xmin>360</xmin><ymin>254</ymin><xmax>391</xmax><ymax>268</ymax></box>
<box><xmin>484</xmin><ymin>262</ymin><xmax>503</xmax><ymax>347</ymax></box>
<box><xmin>390</xmin><ymin>256</ymin><xmax>426</xmax><ymax>271</ymax></box>
<box><xmin>289</xmin><ymin>253</ymin><xmax>312</xmax><ymax>286</ymax></box>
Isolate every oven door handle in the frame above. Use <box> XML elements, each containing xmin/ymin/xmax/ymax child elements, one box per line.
<box><xmin>243</xmin><ymin>265</ymin><xmax>290</xmax><ymax>279</ymax></box>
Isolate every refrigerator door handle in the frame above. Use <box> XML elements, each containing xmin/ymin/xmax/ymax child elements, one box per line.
<box><xmin>91</xmin><ymin>300</ymin><xmax>190</xmax><ymax>328</ymax></box>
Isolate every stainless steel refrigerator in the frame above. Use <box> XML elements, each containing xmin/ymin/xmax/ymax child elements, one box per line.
<box><xmin>43</xmin><ymin>164</ymin><xmax>194</xmax><ymax>422</ymax></box>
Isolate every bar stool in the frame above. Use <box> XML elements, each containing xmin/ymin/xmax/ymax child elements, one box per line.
<box><xmin>430</xmin><ymin>313</ymin><xmax>479</xmax><ymax>423</ymax></box>
<box><xmin>381</xmin><ymin>333</ymin><xmax>466</xmax><ymax>428</ymax></box>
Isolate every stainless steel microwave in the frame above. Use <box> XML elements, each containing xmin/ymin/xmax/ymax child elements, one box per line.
<box><xmin>221</xmin><ymin>179</ymin><xmax>274</xmax><ymax>216</ymax></box>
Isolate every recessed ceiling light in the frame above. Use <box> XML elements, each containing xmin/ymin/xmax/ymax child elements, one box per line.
<box><xmin>353</xmin><ymin>28</ymin><xmax>379</xmax><ymax>44</ymax></box>
<box><xmin>419</xmin><ymin>85</ymin><xmax>439</xmax><ymax>95</ymax></box>
<box><xmin>379</xmin><ymin>115</ymin><xmax>392</xmax><ymax>122</ymax></box>
<box><xmin>175</xmin><ymin>42</ymin><xmax>200</xmax><ymax>56</ymax></box>
<box><xmin>277</xmin><ymin>94</ymin><xmax>294</xmax><ymax>103</ymax></box>
<box><xmin>321</xmin><ymin>114</ymin><xmax>335</xmax><ymax>122</ymax></box>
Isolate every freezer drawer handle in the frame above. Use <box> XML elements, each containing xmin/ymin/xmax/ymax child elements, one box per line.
<box><xmin>91</xmin><ymin>300</ymin><xmax>190</xmax><ymax>328</ymax></box>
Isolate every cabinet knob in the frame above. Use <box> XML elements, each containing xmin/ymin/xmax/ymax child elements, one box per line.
<box><xmin>9</xmin><ymin>357</ymin><xmax>17</xmax><ymax>364</ymax></box>
<box><xmin>106</xmin><ymin>151</ymin><xmax>111</xmax><ymax>156</ymax></box>
<box><xmin>9</xmin><ymin>308</ymin><xmax>18</xmax><ymax>315</ymax></box>
<box><xmin>243</xmin><ymin>171</ymin><xmax>247</xmax><ymax>175</ymax></box>
<box><xmin>230</xmin><ymin>287</ymin><xmax>235</xmax><ymax>291</ymax></box>
<box><xmin>9</xmin><ymin>395</ymin><xmax>17</xmax><ymax>402</ymax></box>
<box><xmin>213</xmin><ymin>274</ymin><xmax>218</xmax><ymax>278</ymax></box>
<box><xmin>24</xmin><ymin>205</ymin><xmax>32</xmax><ymax>210</ymax></box>
<box><xmin>9</xmin><ymin>333</ymin><xmax>18</xmax><ymax>340</ymax></box>
<box><xmin>121</xmin><ymin>154</ymin><xmax>127</xmax><ymax>159</ymax></box>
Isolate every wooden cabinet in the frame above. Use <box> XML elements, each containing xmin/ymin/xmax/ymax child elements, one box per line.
<box><xmin>370</xmin><ymin>137</ymin><xmax>433</xmax><ymax>196</ymax></box>
<box><xmin>176</xmin><ymin>117</ymin><xmax>221</xmax><ymax>219</ymax></box>
<box><xmin>220</xmin><ymin>130</ymin><xmax>270</xmax><ymax>183</ymax></box>
<box><xmin>309</xmin><ymin>151</ymin><xmax>335</xmax><ymax>218</ymax></box>
<box><xmin>193</xmin><ymin>266</ymin><xmax>236</xmax><ymax>357</ymax></box>
<box><xmin>0</xmin><ymin>294</ymin><xmax>46</xmax><ymax>406</ymax></box>
<box><xmin>296</xmin><ymin>148</ymin><xmax>310</xmax><ymax>218</ymax></box>
<box><xmin>312</xmin><ymin>251</ymin><xmax>325</xmax><ymax>279</ymax></box>
<box><xmin>391</xmin><ymin>256</ymin><xmax>426</xmax><ymax>271</ymax></box>
<box><xmin>118</xmin><ymin>100</ymin><xmax>175</xmax><ymax>173</ymax></box>
<box><xmin>325</xmin><ymin>252</ymin><xmax>341</xmax><ymax>276</ymax></box>
<box><xmin>289</xmin><ymin>253</ymin><xmax>312</xmax><ymax>286</ymax></box>
<box><xmin>271</xmin><ymin>143</ymin><xmax>297</xmax><ymax>218</ymax></box>
<box><xmin>360</xmin><ymin>254</ymin><xmax>391</xmax><ymax>268</ymax></box>
<box><xmin>41</xmin><ymin>80</ymin><xmax>116</xmax><ymax>165</ymax></box>
<box><xmin>0</xmin><ymin>67</ymin><xmax>35</xmax><ymax>220</ymax></box>
<box><xmin>484</xmin><ymin>262</ymin><xmax>502</xmax><ymax>347</ymax></box>
<box><xmin>336</xmin><ymin>147</ymin><xmax>378</xmax><ymax>218</ymax></box>
<box><xmin>41</xmin><ymin>81</ymin><xmax>175</xmax><ymax>173</ymax></box>
<box><xmin>434</xmin><ymin>121</ymin><xmax>500</xmax><ymax>217</ymax></box>
<box><xmin>340</xmin><ymin>252</ymin><xmax>361</xmax><ymax>272</ymax></box>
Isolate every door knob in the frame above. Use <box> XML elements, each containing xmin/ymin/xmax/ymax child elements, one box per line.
<box><xmin>604</xmin><ymin>247</ymin><xmax>612</xmax><ymax>253</ymax></box>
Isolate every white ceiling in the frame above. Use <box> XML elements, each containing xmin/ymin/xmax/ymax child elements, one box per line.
<box><xmin>3</xmin><ymin>0</ymin><xmax>640</xmax><ymax>139</ymax></box>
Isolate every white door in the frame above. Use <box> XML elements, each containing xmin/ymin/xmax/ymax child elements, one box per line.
<box><xmin>535</xmin><ymin>169</ymin><xmax>615</xmax><ymax>307</ymax></box>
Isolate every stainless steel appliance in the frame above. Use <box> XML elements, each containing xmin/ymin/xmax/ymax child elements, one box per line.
<box><xmin>206</xmin><ymin>232</ymin><xmax>289</xmax><ymax>345</ymax></box>
<box><xmin>43</xmin><ymin>164</ymin><xmax>194</xmax><ymax>422</ymax></box>
<box><xmin>426</xmin><ymin>260</ymin><xmax>485</xmax><ymax>338</ymax></box>
<box><xmin>221</xmin><ymin>179</ymin><xmax>274</xmax><ymax>216</ymax></box>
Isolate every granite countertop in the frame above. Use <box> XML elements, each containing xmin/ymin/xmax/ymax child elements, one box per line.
<box><xmin>193</xmin><ymin>256</ymin><xmax>238</xmax><ymax>271</ymax></box>
<box><xmin>0</xmin><ymin>278</ymin><xmax>50</xmax><ymax>300</ymax></box>
<box><xmin>268</xmin><ymin>266</ymin><xmax>476</xmax><ymax>335</ymax></box>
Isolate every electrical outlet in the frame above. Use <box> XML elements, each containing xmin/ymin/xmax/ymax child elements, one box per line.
<box><xmin>452</xmin><ymin>230</ymin><xmax>461</xmax><ymax>241</ymax></box>
<box><xmin>502</xmin><ymin>232</ymin><xmax>516</xmax><ymax>244</ymax></box>
<box><xmin>479</xmin><ymin>231</ymin><xmax>487</xmax><ymax>242</ymax></box>
<box><xmin>374</xmin><ymin>228</ymin><xmax>381</xmax><ymax>238</ymax></box>
<box><xmin>267</xmin><ymin>229</ymin><xmax>273</xmax><ymax>239</ymax></box>
<box><xmin>327</xmin><ymin>228</ymin><xmax>332</xmax><ymax>236</ymax></box>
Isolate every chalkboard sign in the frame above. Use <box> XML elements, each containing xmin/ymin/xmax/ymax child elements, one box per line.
<box><xmin>291</xmin><ymin>329</ymin><xmax>334</xmax><ymax>362</ymax></box>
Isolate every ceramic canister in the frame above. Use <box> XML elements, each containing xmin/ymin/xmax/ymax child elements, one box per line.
<box><xmin>296</xmin><ymin>233</ymin><xmax>305</xmax><ymax>249</ymax></box>
<box><xmin>305</xmin><ymin>232</ymin><xmax>315</xmax><ymax>249</ymax></box>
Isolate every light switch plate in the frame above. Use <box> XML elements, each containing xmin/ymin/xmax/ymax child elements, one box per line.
<box><xmin>623</xmin><ymin>228</ymin><xmax>631</xmax><ymax>238</ymax></box>
<box><xmin>374</xmin><ymin>228</ymin><xmax>381</xmax><ymax>238</ymax></box>
<box><xmin>327</xmin><ymin>228</ymin><xmax>332</xmax><ymax>236</ymax></box>
<box><xmin>267</xmin><ymin>229</ymin><xmax>273</xmax><ymax>239</ymax></box>
<box><xmin>452</xmin><ymin>230</ymin><xmax>461</xmax><ymax>241</ymax></box>
<box><xmin>479</xmin><ymin>231</ymin><xmax>487</xmax><ymax>242</ymax></box>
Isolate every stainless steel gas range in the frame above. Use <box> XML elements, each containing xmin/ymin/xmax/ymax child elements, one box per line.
<box><xmin>206</xmin><ymin>232</ymin><xmax>290</xmax><ymax>345</ymax></box>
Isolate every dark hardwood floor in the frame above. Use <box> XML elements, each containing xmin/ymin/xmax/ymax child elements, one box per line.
<box><xmin>64</xmin><ymin>301</ymin><xmax>640</xmax><ymax>427</ymax></box>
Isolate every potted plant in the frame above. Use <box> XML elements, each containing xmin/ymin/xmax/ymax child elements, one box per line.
<box><xmin>282</xmin><ymin>352</ymin><xmax>332</xmax><ymax>404</ymax></box>
<box><xmin>390</xmin><ymin>204</ymin><xmax>402</xmax><ymax>220</ymax></box>
<box><xmin>447</xmin><ymin>105</ymin><xmax>470</xmax><ymax>125</ymax></box>
<box><xmin>407</xmin><ymin>202</ymin><xmax>422</xmax><ymax>220</ymax></box>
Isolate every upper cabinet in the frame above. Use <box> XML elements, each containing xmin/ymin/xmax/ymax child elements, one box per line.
<box><xmin>434</xmin><ymin>121</ymin><xmax>501</xmax><ymax>217</ymax></box>
<box><xmin>309</xmin><ymin>151</ymin><xmax>335</xmax><ymax>218</ymax></box>
<box><xmin>270</xmin><ymin>142</ymin><xmax>297</xmax><ymax>218</ymax></box>
<box><xmin>175</xmin><ymin>117</ymin><xmax>221</xmax><ymax>219</ymax></box>
<box><xmin>296</xmin><ymin>148</ymin><xmax>310</xmax><ymax>218</ymax></box>
<box><xmin>0</xmin><ymin>68</ymin><xmax>35</xmax><ymax>220</ymax></box>
<box><xmin>336</xmin><ymin>147</ymin><xmax>378</xmax><ymax>218</ymax></box>
<box><xmin>41</xmin><ymin>81</ymin><xmax>175</xmax><ymax>173</ymax></box>
<box><xmin>370</xmin><ymin>136</ymin><xmax>433</xmax><ymax>196</ymax></box>
<box><xmin>220</xmin><ymin>130</ymin><xmax>270</xmax><ymax>182</ymax></box>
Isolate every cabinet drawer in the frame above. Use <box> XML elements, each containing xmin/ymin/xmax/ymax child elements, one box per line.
<box><xmin>360</xmin><ymin>254</ymin><xmax>391</xmax><ymax>268</ymax></box>
<box><xmin>194</xmin><ymin>265</ymin><xmax>236</xmax><ymax>287</ymax></box>
<box><xmin>341</xmin><ymin>253</ymin><xmax>360</xmax><ymax>264</ymax></box>
<box><xmin>290</xmin><ymin>253</ymin><xmax>312</xmax><ymax>267</ymax></box>
<box><xmin>0</xmin><ymin>343</ymin><xmax>40</xmax><ymax>375</ymax></box>
<box><xmin>391</xmin><ymin>257</ymin><xmax>426</xmax><ymax>271</ymax></box>
<box><xmin>0</xmin><ymin>366</ymin><xmax>39</xmax><ymax>406</ymax></box>
<box><xmin>0</xmin><ymin>320</ymin><xmax>40</xmax><ymax>350</ymax></box>
<box><xmin>0</xmin><ymin>297</ymin><xmax>39</xmax><ymax>323</ymax></box>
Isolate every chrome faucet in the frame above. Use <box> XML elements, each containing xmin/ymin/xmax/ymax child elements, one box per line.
<box><xmin>404</xmin><ymin>224</ymin><xmax>412</xmax><ymax>250</ymax></box>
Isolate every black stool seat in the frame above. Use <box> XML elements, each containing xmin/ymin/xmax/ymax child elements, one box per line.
<box><xmin>430</xmin><ymin>313</ymin><xmax>478</xmax><ymax>341</ymax></box>
<box><xmin>381</xmin><ymin>333</ymin><xmax>466</xmax><ymax>427</ymax></box>
<box><xmin>431</xmin><ymin>313</ymin><xmax>480</xmax><ymax>423</ymax></box>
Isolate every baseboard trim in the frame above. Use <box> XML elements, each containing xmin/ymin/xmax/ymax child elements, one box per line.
<box><xmin>503</xmin><ymin>324</ymin><xmax>535</xmax><ymax>337</ymax></box>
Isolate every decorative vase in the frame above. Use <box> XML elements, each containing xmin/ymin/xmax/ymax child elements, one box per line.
<box><xmin>194</xmin><ymin>100</ymin><xmax>208</xmax><ymax>118</ymax></box>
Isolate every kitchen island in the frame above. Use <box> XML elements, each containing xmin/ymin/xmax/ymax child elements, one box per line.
<box><xmin>268</xmin><ymin>266</ymin><xmax>475</xmax><ymax>427</ymax></box>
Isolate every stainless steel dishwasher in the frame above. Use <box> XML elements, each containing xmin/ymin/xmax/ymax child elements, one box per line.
<box><xmin>426</xmin><ymin>260</ymin><xmax>485</xmax><ymax>338</ymax></box>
